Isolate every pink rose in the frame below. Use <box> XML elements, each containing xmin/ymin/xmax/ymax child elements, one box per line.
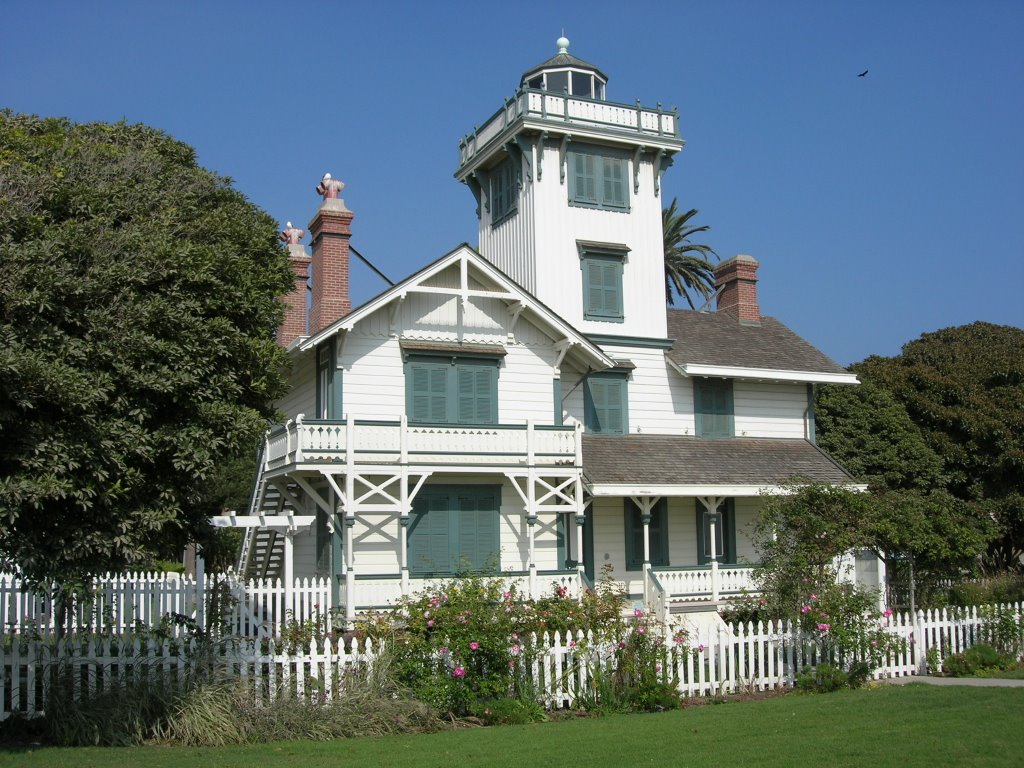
<box><xmin>469</xmin><ymin>641</ymin><xmax>480</xmax><ymax>650</ymax></box>
<box><xmin>453</xmin><ymin>666</ymin><xmax>465</xmax><ymax>678</ymax></box>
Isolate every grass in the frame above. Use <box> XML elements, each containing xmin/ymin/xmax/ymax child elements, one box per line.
<box><xmin>2</xmin><ymin>684</ymin><xmax>1023</xmax><ymax>768</ymax></box>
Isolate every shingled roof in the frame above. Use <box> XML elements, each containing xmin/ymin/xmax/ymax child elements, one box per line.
<box><xmin>666</xmin><ymin>310</ymin><xmax>849</xmax><ymax>375</ymax></box>
<box><xmin>582</xmin><ymin>434</ymin><xmax>855</xmax><ymax>488</ymax></box>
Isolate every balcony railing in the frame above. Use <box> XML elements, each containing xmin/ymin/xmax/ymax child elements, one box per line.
<box><xmin>265</xmin><ymin>415</ymin><xmax>582</xmax><ymax>470</ymax></box>
<box><xmin>458</xmin><ymin>87</ymin><xmax>681</xmax><ymax>168</ymax></box>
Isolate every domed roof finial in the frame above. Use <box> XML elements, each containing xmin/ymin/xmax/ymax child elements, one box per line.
<box><xmin>556</xmin><ymin>35</ymin><xmax>569</xmax><ymax>54</ymax></box>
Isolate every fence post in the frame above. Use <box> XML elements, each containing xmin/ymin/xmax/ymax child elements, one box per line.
<box><xmin>195</xmin><ymin>552</ymin><xmax>206</xmax><ymax>632</ymax></box>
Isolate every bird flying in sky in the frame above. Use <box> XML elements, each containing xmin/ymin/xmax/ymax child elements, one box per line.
<box><xmin>858</xmin><ymin>69</ymin><xmax>869</xmax><ymax>77</ymax></box>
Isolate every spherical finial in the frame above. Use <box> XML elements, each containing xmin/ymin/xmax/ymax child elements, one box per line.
<box><xmin>556</xmin><ymin>36</ymin><xmax>569</xmax><ymax>54</ymax></box>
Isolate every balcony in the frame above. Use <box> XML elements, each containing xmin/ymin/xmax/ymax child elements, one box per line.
<box><xmin>265</xmin><ymin>415</ymin><xmax>582</xmax><ymax>471</ymax></box>
<box><xmin>457</xmin><ymin>87</ymin><xmax>682</xmax><ymax>171</ymax></box>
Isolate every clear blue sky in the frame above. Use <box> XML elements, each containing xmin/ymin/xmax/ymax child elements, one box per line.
<box><xmin>3</xmin><ymin>1</ymin><xmax>1022</xmax><ymax>365</ymax></box>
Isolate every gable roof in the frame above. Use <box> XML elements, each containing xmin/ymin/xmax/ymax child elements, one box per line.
<box><xmin>296</xmin><ymin>243</ymin><xmax>615</xmax><ymax>371</ymax></box>
<box><xmin>665</xmin><ymin>310</ymin><xmax>859</xmax><ymax>385</ymax></box>
<box><xmin>582</xmin><ymin>434</ymin><xmax>858</xmax><ymax>496</ymax></box>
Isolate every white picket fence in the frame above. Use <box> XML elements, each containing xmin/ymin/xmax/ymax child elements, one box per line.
<box><xmin>0</xmin><ymin>572</ymin><xmax>331</xmax><ymax>639</ymax></box>
<box><xmin>2</xmin><ymin>602</ymin><xmax>1018</xmax><ymax>720</ymax></box>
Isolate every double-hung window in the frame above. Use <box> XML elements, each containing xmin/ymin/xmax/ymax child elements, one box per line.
<box><xmin>490</xmin><ymin>156</ymin><xmax>518</xmax><ymax>223</ymax></box>
<box><xmin>568</xmin><ymin>149</ymin><xmax>629</xmax><ymax>211</ymax></box>
<box><xmin>405</xmin><ymin>354</ymin><xmax>499</xmax><ymax>425</ymax></box>
<box><xmin>694</xmin><ymin>378</ymin><xmax>734</xmax><ymax>437</ymax></box>
<box><xmin>579</xmin><ymin>243</ymin><xmax>626</xmax><ymax>322</ymax></box>
<box><xmin>624</xmin><ymin>499</ymin><xmax>669</xmax><ymax>571</ymax></box>
<box><xmin>584</xmin><ymin>371</ymin><xmax>629</xmax><ymax>435</ymax></box>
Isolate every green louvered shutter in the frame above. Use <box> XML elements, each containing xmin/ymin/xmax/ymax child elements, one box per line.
<box><xmin>602</xmin><ymin>156</ymin><xmax>627</xmax><ymax>209</ymax></box>
<box><xmin>457</xmin><ymin>364</ymin><xmax>496</xmax><ymax>424</ymax></box>
<box><xmin>695</xmin><ymin>379</ymin><xmax>734</xmax><ymax>437</ymax></box>
<box><xmin>696</xmin><ymin>499</ymin><xmax>735</xmax><ymax>565</ymax></box>
<box><xmin>572</xmin><ymin>152</ymin><xmax>599</xmax><ymax>205</ymax></box>
<box><xmin>586</xmin><ymin>376</ymin><xmax>626</xmax><ymax>434</ymax></box>
<box><xmin>455</xmin><ymin>488</ymin><xmax>500</xmax><ymax>574</ymax></box>
<box><xmin>624</xmin><ymin>499</ymin><xmax>668</xmax><ymax>571</ymax></box>
<box><xmin>624</xmin><ymin>503</ymin><xmax>644</xmax><ymax>571</ymax></box>
<box><xmin>583</xmin><ymin>256</ymin><xmax>623</xmax><ymax>320</ymax></box>
<box><xmin>410</xmin><ymin>362</ymin><xmax>449</xmax><ymax>423</ymax></box>
<box><xmin>409</xmin><ymin>492</ymin><xmax>452</xmax><ymax>576</ymax></box>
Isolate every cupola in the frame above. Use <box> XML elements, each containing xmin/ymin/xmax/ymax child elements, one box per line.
<box><xmin>519</xmin><ymin>36</ymin><xmax>608</xmax><ymax>100</ymax></box>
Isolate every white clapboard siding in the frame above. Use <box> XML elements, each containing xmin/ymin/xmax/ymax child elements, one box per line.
<box><xmin>733</xmin><ymin>381</ymin><xmax>807</xmax><ymax>439</ymax></box>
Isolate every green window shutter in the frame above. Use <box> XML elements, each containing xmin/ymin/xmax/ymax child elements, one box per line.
<box><xmin>455</xmin><ymin>488</ymin><xmax>500</xmax><ymax>574</ymax></box>
<box><xmin>585</xmin><ymin>375</ymin><xmax>627</xmax><ymax>435</ymax></box>
<box><xmin>410</xmin><ymin>362</ymin><xmax>449</xmax><ymax>423</ymax></box>
<box><xmin>571</xmin><ymin>152</ymin><xmax>599</xmax><ymax>205</ymax></box>
<box><xmin>582</xmin><ymin>254</ymin><xmax>623</xmax><ymax>321</ymax></box>
<box><xmin>556</xmin><ymin>513</ymin><xmax>568</xmax><ymax>569</ymax></box>
<box><xmin>409</xmin><ymin>493</ymin><xmax>452</xmax><ymax>576</ymax></box>
<box><xmin>625</xmin><ymin>499</ymin><xmax>668</xmax><ymax>570</ymax></box>
<box><xmin>582</xmin><ymin>507</ymin><xmax>594</xmax><ymax>583</ymax></box>
<box><xmin>602</xmin><ymin>156</ymin><xmax>627</xmax><ymax>209</ymax></box>
<box><xmin>695</xmin><ymin>499</ymin><xmax>734</xmax><ymax>565</ymax></box>
<box><xmin>695</xmin><ymin>379</ymin><xmax>734</xmax><ymax>437</ymax></box>
<box><xmin>624</xmin><ymin>502</ymin><xmax>643</xmax><ymax>571</ymax></box>
<box><xmin>650</xmin><ymin>500</ymin><xmax>668</xmax><ymax>567</ymax></box>
<box><xmin>456</xmin><ymin>364</ymin><xmax>496</xmax><ymax>425</ymax></box>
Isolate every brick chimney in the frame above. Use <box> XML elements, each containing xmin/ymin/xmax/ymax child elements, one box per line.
<box><xmin>277</xmin><ymin>222</ymin><xmax>311</xmax><ymax>347</ymax></box>
<box><xmin>714</xmin><ymin>254</ymin><xmax>760</xmax><ymax>324</ymax></box>
<box><xmin>308</xmin><ymin>173</ymin><xmax>353</xmax><ymax>335</ymax></box>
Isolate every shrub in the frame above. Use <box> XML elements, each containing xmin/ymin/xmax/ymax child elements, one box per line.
<box><xmin>792</xmin><ymin>583</ymin><xmax>904</xmax><ymax>689</ymax></box>
<box><xmin>796</xmin><ymin>664</ymin><xmax>849</xmax><ymax>693</ymax></box>
<box><xmin>942</xmin><ymin>643</ymin><xmax>1011</xmax><ymax>677</ymax></box>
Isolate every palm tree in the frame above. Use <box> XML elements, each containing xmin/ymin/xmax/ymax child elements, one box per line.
<box><xmin>663</xmin><ymin>198</ymin><xmax>719</xmax><ymax>308</ymax></box>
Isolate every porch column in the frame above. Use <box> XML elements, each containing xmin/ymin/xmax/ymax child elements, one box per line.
<box><xmin>283</xmin><ymin>528</ymin><xmax>295</xmax><ymax>617</ymax></box>
<box><xmin>708</xmin><ymin>512</ymin><xmax>720</xmax><ymax>602</ymax></box>
<box><xmin>527</xmin><ymin>514</ymin><xmax>538</xmax><ymax>600</ymax></box>
<box><xmin>575</xmin><ymin>512</ymin><xmax>586</xmax><ymax>585</ymax></box>
<box><xmin>400</xmin><ymin>469</ymin><xmax>410</xmax><ymax>597</ymax></box>
<box><xmin>345</xmin><ymin>516</ymin><xmax>355</xmax><ymax>623</ymax></box>
<box><xmin>641</xmin><ymin>509</ymin><xmax>652</xmax><ymax>606</ymax></box>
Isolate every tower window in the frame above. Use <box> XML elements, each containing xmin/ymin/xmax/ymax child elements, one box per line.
<box><xmin>568</xmin><ymin>149</ymin><xmax>629</xmax><ymax>212</ymax></box>
<box><xmin>490</xmin><ymin>157</ymin><xmax>518</xmax><ymax>224</ymax></box>
<box><xmin>579</xmin><ymin>243</ymin><xmax>626</xmax><ymax>322</ymax></box>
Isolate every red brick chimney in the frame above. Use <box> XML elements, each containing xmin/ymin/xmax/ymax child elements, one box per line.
<box><xmin>308</xmin><ymin>173</ymin><xmax>353</xmax><ymax>335</ymax></box>
<box><xmin>277</xmin><ymin>222</ymin><xmax>311</xmax><ymax>348</ymax></box>
<box><xmin>714</xmin><ymin>254</ymin><xmax>760</xmax><ymax>324</ymax></box>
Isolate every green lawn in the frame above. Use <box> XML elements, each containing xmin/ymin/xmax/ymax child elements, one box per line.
<box><xmin>3</xmin><ymin>684</ymin><xmax>1022</xmax><ymax>768</ymax></box>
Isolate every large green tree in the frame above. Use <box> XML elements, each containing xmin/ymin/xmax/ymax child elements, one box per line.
<box><xmin>815</xmin><ymin>380</ymin><xmax>991</xmax><ymax>583</ymax></box>
<box><xmin>0</xmin><ymin>112</ymin><xmax>293</xmax><ymax>583</ymax></box>
<box><xmin>662</xmin><ymin>198</ymin><xmax>718</xmax><ymax>308</ymax></box>
<box><xmin>856</xmin><ymin>323</ymin><xmax>1024</xmax><ymax>571</ymax></box>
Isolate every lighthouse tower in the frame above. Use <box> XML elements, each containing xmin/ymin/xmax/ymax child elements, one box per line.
<box><xmin>455</xmin><ymin>37</ymin><xmax>684</xmax><ymax>341</ymax></box>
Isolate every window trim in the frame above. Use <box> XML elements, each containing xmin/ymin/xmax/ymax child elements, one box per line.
<box><xmin>579</xmin><ymin>242</ymin><xmax>627</xmax><ymax>323</ymax></box>
<box><xmin>567</xmin><ymin>148</ymin><xmax>630</xmax><ymax>212</ymax></box>
<box><xmin>404</xmin><ymin>353</ymin><xmax>500</xmax><ymax>425</ymax></box>
<box><xmin>584</xmin><ymin>370</ymin><xmax>629</xmax><ymax>435</ymax></box>
<box><xmin>624</xmin><ymin>499</ymin><xmax>669</xmax><ymax>571</ymax></box>
<box><xmin>695</xmin><ymin>499</ymin><xmax>737</xmax><ymax>565</ymax></box>
<box><xmin>490</xmin><ymin>156</ymin><xmax>518</xmax><ymax>225</ymax></box>
<box><xmin>694</xmin><ymin>377</ymin><xmax>735</xmax><ymax>438</ymax></box>
<box><xmin>408</xmin><ymin>485</ymin><xmax>501</xmax><ymax>577</ymax></box>
<box><xmin>315</xmin><ymin>340</ymin><xmax>342</xmax><ymax>419</ymax></box>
